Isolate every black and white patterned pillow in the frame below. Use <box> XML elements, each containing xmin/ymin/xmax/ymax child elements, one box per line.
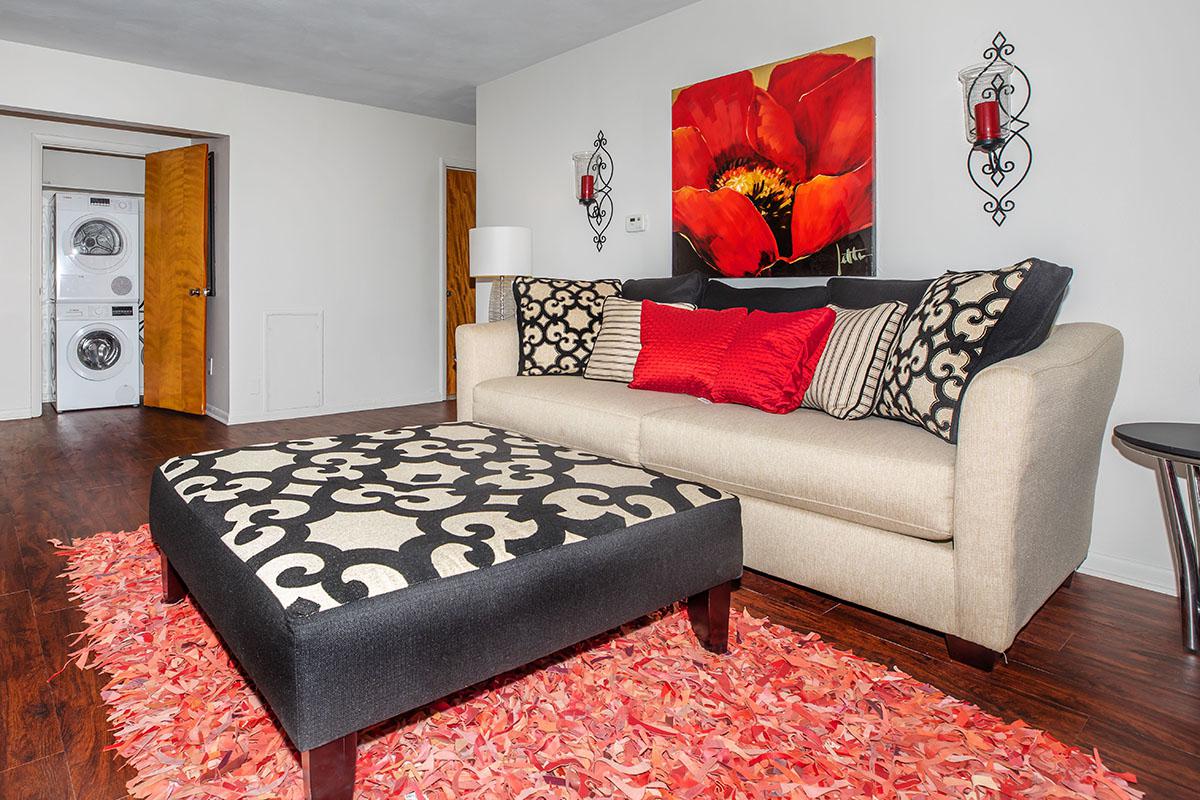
<box><xmin>801</xmin><ymin>302</ymin><xmax>907</xmax><ymax>420</ymax></box>
<box><xmin>514</xmin><ymin>277</ymin><xmax>622</xmax><ymax>375</ymax></box>
<box><xmin>875</xmin><ymin>262</ymin><xmax>1030</xmax><ymax>442</ymax></box>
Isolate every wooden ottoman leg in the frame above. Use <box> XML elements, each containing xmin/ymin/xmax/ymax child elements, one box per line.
<box><xmin>302</xmin><ymin>731</ymin><xmax>358</xmax><ymax>800</ymax></box>
<box><xmin>688</xmin><ymin>580</ymin><xmax>732</xmax><ymax>654</ymax></box>
<box><xmin>160</xmin><ymin>550</ymin><xmax>187</xmax><ymax>604</ymax></box>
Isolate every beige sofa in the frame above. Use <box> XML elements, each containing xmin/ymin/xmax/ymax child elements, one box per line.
<box><xmin>455</xmin><ymin>318</ymin><xmax>1123</xmax><ymax>667</ymax></box>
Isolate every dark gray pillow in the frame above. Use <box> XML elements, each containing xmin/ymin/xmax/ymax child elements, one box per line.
<box><xmin>699</xmin><ymin>281</ymin><xmax>829</xmax><ymax>312</ymax></box>
<box><xmin>826</xmin><ymin>276</ymin><xmax>933</xmax><ymax>311</ymax></box>
<box><xmin>621</xmin><ymin>271</ymin><xmax>706</xmax><ymax>305</ymax></box>
<box><xmin>971</xmin><ymin>258</ymin><xmax>1072</xmax><ymax>375</ymax></box>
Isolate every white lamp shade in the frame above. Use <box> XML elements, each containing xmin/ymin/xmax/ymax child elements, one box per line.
<box><xmin>469</xmin><ymin>226</ymin><xmax>532</xmax><ymax>279</ymax></box>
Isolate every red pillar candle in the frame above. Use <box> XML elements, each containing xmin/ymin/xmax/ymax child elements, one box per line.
<box><xmin>974</xmin><ymin>100</ymin><xmax>1001</xmax><ymax>142</ymax></box>
<box><xmin>580</xmin><ymin>173</ymin><xmax>595</xmax><ymax>202</ymax></box>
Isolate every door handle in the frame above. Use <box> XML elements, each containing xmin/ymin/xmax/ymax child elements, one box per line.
<box><xmin>189</xmin><ymin>288</ymin><xmax>211</xmax><ymax>297</ymax></box>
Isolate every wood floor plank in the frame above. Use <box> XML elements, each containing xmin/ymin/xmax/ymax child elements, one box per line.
<box><xmin>0</xmin><ymin>593</ymin><xmax>65</xmax><ymax>771</ymax></box>
<box><xmin>0</xmin><ymin>399</ymin><xmax>1195</xmax><ymax>800</ymax></box>
<box><xmin>0</xmin><ymin>752</ymin><xmax>74</xmax><ymax>800</ymax></box>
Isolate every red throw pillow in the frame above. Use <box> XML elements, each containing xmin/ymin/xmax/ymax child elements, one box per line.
<box><xmin>709</xmin><ymin>307</ymin><xmax>836</xmax><ymax>413</ymax></box>
<box><xmin>630</xmin><ymin>303</ymin><xmax>748</xmax><ymax>397</ymax></box>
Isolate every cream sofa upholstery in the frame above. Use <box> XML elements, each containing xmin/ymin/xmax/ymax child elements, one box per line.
<box><xmin>455</xmin><ymin>319</ymin><xmax>1123</xmax><ymax>655</ymax></box>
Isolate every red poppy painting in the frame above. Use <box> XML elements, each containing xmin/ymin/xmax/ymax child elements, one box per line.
<box><xmin>672</xmin><ymin>37</ymin><xmax>875</xmax><ymax>278</ymax></box>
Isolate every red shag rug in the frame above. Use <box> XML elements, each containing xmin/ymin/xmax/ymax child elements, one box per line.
<box><xmin>54</xmin><ymin>526</ymin><xmax>1141</xmax><ymax>800</ymax></box>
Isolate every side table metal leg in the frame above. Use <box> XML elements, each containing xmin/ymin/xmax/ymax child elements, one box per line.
<box><xmin>1153</xmin><ymin>459</ymin><xmax>1200</xmax><ymax>652</ymax></box>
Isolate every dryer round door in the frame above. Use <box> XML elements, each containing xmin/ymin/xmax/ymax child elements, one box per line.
<box><xmin>61</xmin><ymin>215</ymin><xmax>133</xmax><ymax>274</ymax></box>
<box><xmin>67</xmin><ymin>324</ymin><xmax>133</xmax><ymax>381</ymax></box>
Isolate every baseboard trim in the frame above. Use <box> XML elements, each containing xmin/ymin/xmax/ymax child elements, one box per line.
<box><xmin>224</xmin><ymin>393</ymin><xmax>444</xmax><ymax>426</ymax></box>
<box><xmin>1080</xmin><ymin>552</ymin><xmax>1177</xmax><ymax>596</ymax></box>
<box><xmin>205</xmin><ymin>405</ymin><xmax>231</xmax><ymax>425</ymax></box>
<box><xmin>0</xmin><ymin>406</ymin><xmax>33</xmax><ymax>421</ymax></box>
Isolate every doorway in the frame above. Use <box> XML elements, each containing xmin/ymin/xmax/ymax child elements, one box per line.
<box><xmin>17</xmin><ymin>113</ymin><xmax>226</xmax><ymax>421</ymax></box>
<box><xmin>444</xmin><ymin>166</ymin><xmax>476</xmax><ymax>397</ymax></box>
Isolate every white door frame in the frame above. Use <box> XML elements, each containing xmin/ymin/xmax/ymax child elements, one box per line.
<box><xmin>28</xmin><ymin>133</ymin><xmax>165</xmax><ymax>418</ymax></box>
<box><xmin>437</xmin><ymin>157</ymin><xmax>476</xmax><ymax>401</ymax></box>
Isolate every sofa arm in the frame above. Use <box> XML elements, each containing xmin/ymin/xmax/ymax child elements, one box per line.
<box><xmin>952</xmin><ymin>322</ymin><xmax>1123</xmax><ymax>652</ymax></box>
<box><xmin>455</xmin><ymin>318</ymin><xmax>519</xmax><ymax>421</ymax></box>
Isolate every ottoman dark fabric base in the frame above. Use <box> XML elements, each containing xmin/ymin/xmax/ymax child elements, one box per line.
<box><xmin>149</xmin><ymin>423</ymin><xmax>742</xmax><ymax>758</ymax></box>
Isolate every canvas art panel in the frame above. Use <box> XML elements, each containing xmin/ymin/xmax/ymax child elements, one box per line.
<box><xmin>672</xmin><ymin>37</ymin><xmax>876</xmax><ymax>278</ymax></box>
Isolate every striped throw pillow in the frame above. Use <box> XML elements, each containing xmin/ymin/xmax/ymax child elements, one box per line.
<box><xmin>584</xmin><ymin>297</ymin><xmax>695</xmax><ymax>383</ymax></box>
<box><xmin>801</xmin><ymin>302</ymin><xmax>907</xmax><ymax>419</ymax></box>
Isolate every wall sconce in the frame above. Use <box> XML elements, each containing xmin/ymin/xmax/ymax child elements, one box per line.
<box><xmin>572</xmin><ymin>130</ymin><xmax>613</xmax><ymax>251</ymax></box>
<box><xmin>958</xmin><ymin>32</ymin><xmax>1032</xmax><ymax>227</ymax></box>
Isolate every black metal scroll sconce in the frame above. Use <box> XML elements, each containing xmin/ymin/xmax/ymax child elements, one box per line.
<box><xmin>573</xmin><ymin>131</ymin><xmax>613</xmax><ymax>251</ymax></box>
<box><xmin>958</xmin><ymin>32</ymin><xmax>1032</xmax><ymax>226</ymax></box>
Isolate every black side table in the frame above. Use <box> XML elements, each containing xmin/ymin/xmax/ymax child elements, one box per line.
<box><xmin>1113</xmin><ymin>423</ymin><xmax>1200</xmax><ymax>653</ymax></box>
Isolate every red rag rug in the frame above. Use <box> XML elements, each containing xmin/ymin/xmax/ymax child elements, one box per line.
<box><xmin>55</xmin><ymin>526</ymin><xmax>1142</xmax><ymax>799</ymax></box>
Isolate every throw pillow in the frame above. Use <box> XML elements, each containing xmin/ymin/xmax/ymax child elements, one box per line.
<box><xmin>875</xmin><ymin>262</ymin><xmax>1031</xmax><ymax>442</ymax></box>
<box><xmin>584</xmin><ymin>297</ymin><xmax>696</xmax><ymax>384</ymax></box>
<box><xmin>971</xmin><ymin>258</ymin><xmax>1073</xmax><ymax>375</ymax></box>
<box><xmin>620</xmin><ymin>271</ymin><xmax>706</xmax><ymax>305</ymax></box>
<box><xmin>826</xmin><ymin>276</ymin><xmax>933</xmax><ymax>312</ymax></box>
<box><xmin>699</xmin><ymin>281</ymin><xmax>830</xmax><ymax>312</ymax></box>
<box><xmin>801</xmin><ymin>302</ymin><xmax>908</xmax><ymax>419</ymax></box>
<box><xmin>709</xmin><ymin>308</ymin><xmax>836</xmax><ymax>414</ymax></box>
<box><xmin>513</xmin><ymin>277</ymin><xmax>622</xmax><ymax>376</ymax></box>
<box><xmin>630</xmin><ymin>304</ymin><xmax>748</xmax><ymax>398</ymax></box>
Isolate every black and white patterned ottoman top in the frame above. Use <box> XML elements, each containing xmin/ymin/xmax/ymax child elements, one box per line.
<box><xmin>159</xmin><ymin>423</ymin><xmax>731</xmax><ymax>617</ymax></box>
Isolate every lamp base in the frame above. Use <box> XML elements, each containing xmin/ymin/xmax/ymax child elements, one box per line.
<box><xmin>487</xmin><ymin>276</ymin><xmax>517</xmax><ymax>322</ymax></box>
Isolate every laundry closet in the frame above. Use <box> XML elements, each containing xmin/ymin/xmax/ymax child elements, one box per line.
<box><xmin>37</xmin><ymin>136</ymin><xmax>215</xmax><ymax>415</ymax></box>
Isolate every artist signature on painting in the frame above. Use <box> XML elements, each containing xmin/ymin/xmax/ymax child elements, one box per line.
<box><xmin>835</xmin><ymin>243</ymin><xmax>870</xmax><ymax>275</ymax></box>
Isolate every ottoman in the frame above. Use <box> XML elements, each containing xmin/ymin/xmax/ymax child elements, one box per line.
<box><xmin>149</xmin><ymin>422</ymin><xmax>742</xmax><ymax>799</ymax></box>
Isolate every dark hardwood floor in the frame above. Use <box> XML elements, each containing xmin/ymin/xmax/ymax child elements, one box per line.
<box><xmin>0</xmin><ymin>403</ymin><xmax>1196</xmax><ymax>798</ymax></box>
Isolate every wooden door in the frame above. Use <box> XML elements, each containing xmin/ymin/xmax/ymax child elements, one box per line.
<box><xmin>144</xmin><ymin>143</ymin><xmax>209</xmax><ymax>414</ymax></box>
<box><xmin>445</xmin><ymin>168</ymin><xmax>476</xmax><ymax>396</ymax></box>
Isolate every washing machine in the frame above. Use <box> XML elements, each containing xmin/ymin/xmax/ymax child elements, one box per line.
<box><xmin>54</xmin><ymin>193</ymin><xmax>141</xmax><ymax>302</ymax></box>
<box><xmin>54</xmin><ymin>303</ymin><xmax>140</xmax><ymax>412</ymax></box>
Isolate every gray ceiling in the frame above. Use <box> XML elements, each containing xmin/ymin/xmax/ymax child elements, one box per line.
<box><xmin>0</xmin><ymin>0</ymin><xmax>699</xmax><ymax>123</ymax></box>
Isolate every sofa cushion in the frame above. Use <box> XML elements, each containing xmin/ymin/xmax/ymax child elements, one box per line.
<box><xmin>640</xmin><ymin>403</ymin><xmax>956</xmax><ymax>541</ymax></box>
<box><xmin>699</xmin><ymin>280</ymin><xmax>830</xmax><ymax>312</ymax></box>
<box><xmin>513</xmin><ymin>277</ymin><xmax>622</xmax><ymax>376</ymax></box>
<box><xmin>826</xmin><ymin>276</ymin><xmax>933</xmax><ymax>312</ymax></box>
<box><xmin>876</xmin><ymin>262</ymin><xmax>1030</xmax><ymax>443</ymax></box>
<box><xmin>584</xmin><ymin>297</ymin><xmax>695</xmax><ymax>384</ymax></box>
<box><xmin>621</xmin><ymin>271</ymin><xmax>706</xmax><ymax>305</ymax></box>
<box><xmin>709</xmin><ymin>308</ymin><xmax>835</xmax><ymax>414</ymax></box>
<box><xmin>473</xmin><ymin>376</ymin><xmax>701</xmax><ymax>464</ymax></box>
<box><xmin>630</xmin><ymin>304</ymin><xmax>747</xmax><ymax>398</ymax></box>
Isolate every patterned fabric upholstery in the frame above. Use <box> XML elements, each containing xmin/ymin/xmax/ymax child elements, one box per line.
<box><xmin>150</xmin><ymin>421</ymin><xmax>743</xmax><ymax>752</ymax></box>
<box><xmin>513</xmin><ymin>277</ymin><xmax>622</xmax><ymax>376</ymax></box>
<box><xmin>875</xmin><ymin>263</ymin><xmax>1029</xmax><ymax>442</ymax></box>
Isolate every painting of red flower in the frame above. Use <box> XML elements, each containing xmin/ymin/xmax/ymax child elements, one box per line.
<box><xmin>672</xmin><ymin>37</ymin><xmax>875</xmax><ymax>278</ymax></box>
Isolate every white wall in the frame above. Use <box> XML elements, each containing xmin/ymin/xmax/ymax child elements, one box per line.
<box><xmin>0</xmin><ymin>39</ymin><xmax>475</xmax><ymax>423</ymax></box>
<box><xmin>476</xmin><ymin>0</ymin><xmax>1200</xmax><ymax>594</ymax></box>
<box><xmin>0</xmin><ymin>115</ymin><xmax>188</xmax><ymax>418</ymax></box>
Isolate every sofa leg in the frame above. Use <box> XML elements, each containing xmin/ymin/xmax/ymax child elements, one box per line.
<box><xmin>160</xmin><ymin>550</ymin><xmax>187</xmax><ymax>604</ymax></box>
<box><xmin>688</xmin><ymin>580</ymin><xmax>732</xmax><ymax>654</ymax></box>
<box><xmin>302</xmin><ymin>731</ymin><xmax>358</xmax><ymax>800</ymax></box>
<box><xmin>945</xmin><ymin>635</ymin><xmax>1000</xmax><ymax>671</ymax></box>
<box><xmin>1062</xmin><ymin>570</ymin><xmax>1076</xmax><ymax>589</ymax></box>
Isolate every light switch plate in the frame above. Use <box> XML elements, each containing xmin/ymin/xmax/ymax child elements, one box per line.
<box><xmin>625</xmin><ymin>213</ymin><xmax>646</xmax><ymax>232</ymax></box>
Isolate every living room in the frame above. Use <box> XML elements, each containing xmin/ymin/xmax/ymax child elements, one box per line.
<box><xmin>0</xmin><ymin>1</ymin><xmax>1196</xmax><ymax>798</ymax></box>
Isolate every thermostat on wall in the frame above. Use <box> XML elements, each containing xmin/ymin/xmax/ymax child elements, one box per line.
<box><xmin>625</xmin><ymin>213</ymin><xmax>646</xmax><ymax>233</ymax></box>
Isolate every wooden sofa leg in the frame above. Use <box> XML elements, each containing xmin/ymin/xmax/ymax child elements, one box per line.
<box><xmin>1061</xmin><ymin>570</ymin><xmax>1076</xmax><ymax>589</ymax></box>
<box><xmin>302</xmin><ymin>731</ymin><xmax>358</xmax><ymax>800</ymax></box>
<box><xmin>945</xmin><ymin>635</ymin><xmax>1000</xmax><ymax>671</ymax></box>
<box><xmin>688</xmin><ymin>580</ymin><xmax>732</xmax><ymax>654</ymax></box>
<box><xmin>160</xmin><ymin>550</ymin><xmax>187</xmax><ymax>604</ymax></box>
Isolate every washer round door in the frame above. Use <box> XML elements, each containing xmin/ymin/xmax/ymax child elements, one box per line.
<box><xmin>61</xmin><ymin>215</ymin><xmax>133</xmax><ymax>274</ymax></box>
<box><xmin>67</xmin><ymin>324</ymin><xmax>132</xmax><ymax>381</ymax></box>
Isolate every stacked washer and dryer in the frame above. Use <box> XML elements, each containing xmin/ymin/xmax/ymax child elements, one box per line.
<box><xmin>52</xmin><ymin>193</ymin><xmax>143</xmax><ymax>411</ymax></box>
